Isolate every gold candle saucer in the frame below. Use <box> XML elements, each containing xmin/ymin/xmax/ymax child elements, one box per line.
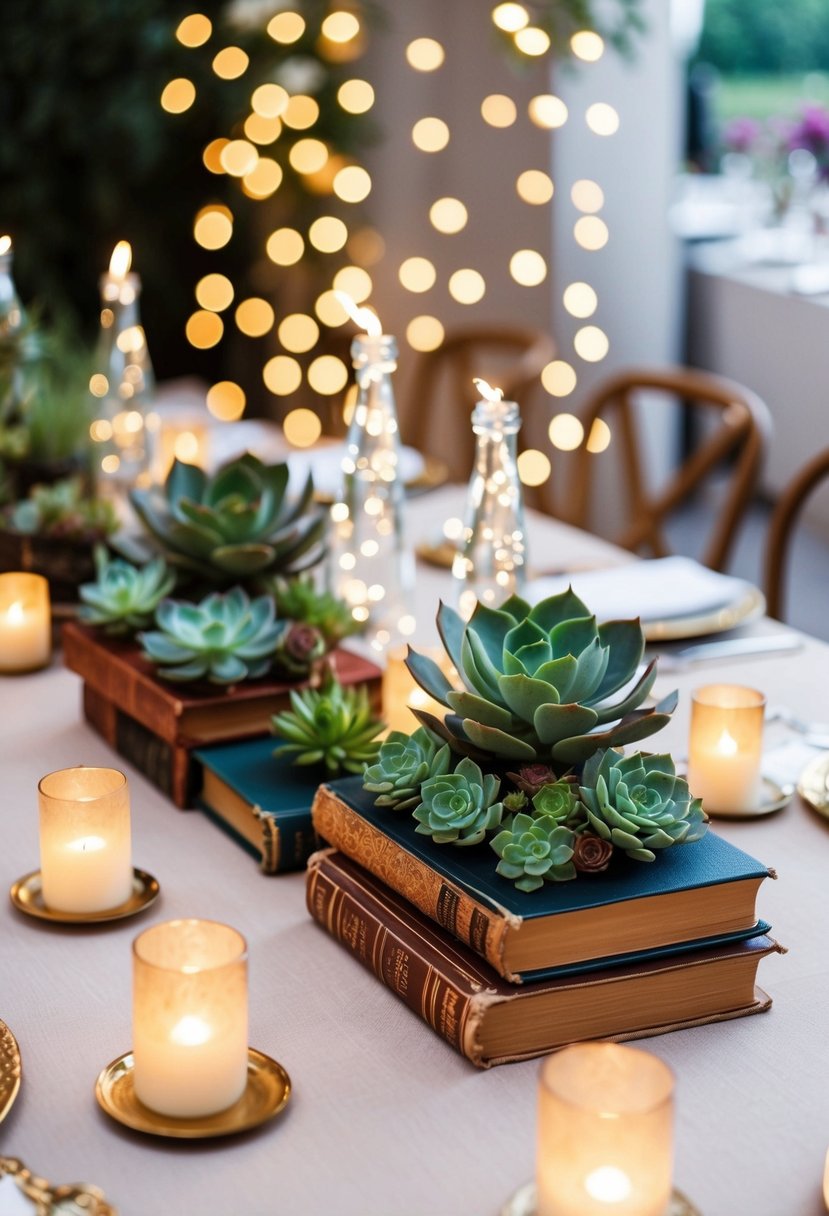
<box><xmin>9</xmin><ymin>867</ymin><xmax>159</xmax><ymax>924</ymax></box>
<box><xmin>500</xmin><ymin>1181</ymin><xmax>701</xmax><ymax>1216</ymax></box>
<box><xmin>704</xmin><ymin>774</ymin><xmax>794</xmax><ymax>821</ymax></box>
<box><xmin>95</xmin><ymin>1048</ymin><xmax>291</xmax><ymax>1138</ymax></box>
<box><xmin>0</xmin><ymin>1019</ymin><xmax>21</xmax><ymax>1124</ymax></box>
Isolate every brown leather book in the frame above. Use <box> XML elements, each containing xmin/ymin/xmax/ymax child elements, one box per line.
<box><xmin>307</xmin><ymin>849</ymin><xmax>781</xmax><ymax>1068</ymax></box>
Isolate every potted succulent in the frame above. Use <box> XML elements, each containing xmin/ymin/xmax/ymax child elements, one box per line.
<box><xmin>272</xmin><ymin>667</ymin><xmax>385</xmax><ymax>777</ymax></box>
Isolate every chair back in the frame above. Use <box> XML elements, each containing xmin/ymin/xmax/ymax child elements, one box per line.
<box><xmin>567</xmin><ymin>366</ymin><xmax>770</xmax><ymax>571</ymax></box>
<box><xmin>765</xmin><ymin>448</ymin><xmax>829</xmax><ymax>620</ymax></box>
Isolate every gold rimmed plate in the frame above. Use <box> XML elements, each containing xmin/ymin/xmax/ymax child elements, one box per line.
<box><xmin>0</xmin><ymin>1157</ymin><xmax>116</xmax><ymax>1216</ymax></box>
<box><xmin>95</xmin><ymin>1048</ymin><xmax>291</xmax><ymax>1139</ymax></box>
<box><xmin>500</xmin><ymin>1181</ymin><xmax>700</xmax><ymax>1216</ymax></box>
<box><xmin>640</xmin><ymin>583</ymin><xmax>765</xmax><ymax>643</ymax></box>
<box><xmin>703</xmin><ymin>775</ymin><xmax>794</xmax><ymax>821</ymax></box>
<box><xmin>10</xmin><ymin>868</ymin><xmax>159</xmax><ymax>924</ymax></box>
<box><xmin>0</xmin><ymin>1020</ymin><xmax>21</xmax><ymax>1124</ymax></box>
<box><xmin>797</xmin><ymin>752</ymin><xmax>829</xmax><ymax>819</ymax></box>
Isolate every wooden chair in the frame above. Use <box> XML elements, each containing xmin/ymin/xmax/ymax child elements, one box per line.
<box><xmin>403</xmin><ymin>325</ymin><xmax>555</xmax><ymax>480</ymax></box>
<box><xmin>765</xmin><ymin>448</ymin><xmax>829</xmax><ymax>620</ymax></box>
<box><xmin>567</xmin><ymin>367</ymin><xmax>771</xmax><ymax>572</ymax></box>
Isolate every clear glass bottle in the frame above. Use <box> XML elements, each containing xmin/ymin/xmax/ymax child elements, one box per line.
<box><xmin>452</xmin><ymin>390</ymin><xmax>528</xmax><ymax>619</ymax></box>
<box><xmin>329</xmin><ymin>331</ymin><xmax>415</xmax><ymax>653</ymax></box>
<box><xmin>0</xmin><ymin>237</ymin><xmax>28</xmax><ymax>422</ymax></box>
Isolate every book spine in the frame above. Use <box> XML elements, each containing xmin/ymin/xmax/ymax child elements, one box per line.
<box><xmin>255</xmin><ymin>807</ymin><xmax>317</xmax><ymax>875</ymax></box>
<box><xmin>65</xmin><ymin>624</ymin><xmax>178</xmax><ymax>744</ymax></box>
<box><xmin>306</xmin><ymin>853</ymin><xmax>488</xmax><ymax>1066</ymax></box>
<box><xmin>311</xmin><ymin>785</ymin><xmax>514</xmax><ymax>979</ymax></box>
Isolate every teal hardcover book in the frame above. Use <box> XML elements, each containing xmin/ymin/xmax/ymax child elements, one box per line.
<box><xmin>311</xmin><ymin>777</ymin><xmax>774</xmax><ymax>982</ymax></box>
<box><xmin>195</xmin><ymin>736</ymin><xmax>321</xmax><ymax>873</ymax></box>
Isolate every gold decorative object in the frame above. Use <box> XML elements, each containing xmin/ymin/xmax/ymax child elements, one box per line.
<box><xmin>797</xmin><ymin>752</ymin><xmax>829</xmax><ymax>819</ymax></box>
<box><xmin>9</xmin><ymin>868</ymin><xmax>159</xmax><ymax>924</ymax></box>
<box><xmin>0</xmin><ymin>1156</ymin><xmax>116</xmax><ymax>1216</ymax></box>
<box><xmin>95</xmin><ymin>1048</ymin><xmax>291</xmax><ymax>1139</ymax></box>
<box><xmin>639</xmin><ymin>583</ymin><xmax>764</xmax><ymax>643</ymax></box>
<box><xmin>0</xmin><ymin>1020</ymin><xmax>21</xmax><ymax>1123</ymax></box>
<box><xmin>500</xmin><ymin>1182</ymin><xmax>700</xmax><ymax>1216</ymax></box>
<box><xmin>705</xmin><ymin>774</ymin><xmax>793</xmax><ymax>821</ymax></box>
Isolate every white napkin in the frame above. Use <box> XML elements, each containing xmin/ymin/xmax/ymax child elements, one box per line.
<box><xmin>0</xmin><ymin>1175</ymin><xmax>35</xmax><ymax>1216</ymax></box>
<box><xmin>526</xmin><ymin>556</ymin><xmax>751</xmax><ymax>622</ymax></box>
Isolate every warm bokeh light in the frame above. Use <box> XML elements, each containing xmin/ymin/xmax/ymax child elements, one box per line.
<box><xmin>518</xmin><ymin>448</ymin><xmax>551</xmax><ymax>486</ymax></box>
<box><xmin>283</xmin><ymin>407</ymin><xmax>322</xmax><ymax>447</ymax></box>
<box><xmin>405</xmin><ymin>37</ymin><xmax>445</xmax><ymax>70</ymax></box>
<box><xmin>322</xmin><ymin>11</ymin><xmax>360</xmax><ymax>42</ymax></box>
<box><xmin>337</xmin><ymin>79</ymin><xmax>375</xmax><ymax>113</ymax></box>
<box><xmin>176</xmin><ymin>14</ymin><xmax>212</xmax><ymax>47</ymax></box>
<box><xmin>492</xmin><ymin>3</ymin><xmax>529</xmax><ymax>32</ymax></box>
<box><xmin>235</xmin><ymin>298</ymin><xmax>274</xmax><ymax>337</ymax></box>
<box><xmin>278</xmin><ymin>313</ymin><xmax>320</xmax><ymax>352</ymax></box>
<box><xmin>266</xmin><ymin>227</ymin><xmax>304</xmax><ymax>265</ymax></box>
<box><xmin>448</xmin><ymin>268</ymin><xmax>486</xmax><ymax>304</ymax></box>
<box><xmin>563</xmin><ymin>282</ymin><xmax>598</xmax><ymax>318</ymax></box>
<box><xmin>333</xmin><ymin>165</ymin><xmax>372</xmax><ymax>202</ymax></box>
<box><xmin>186</xmin><ymin>310</ymin><xmax>224</xmax><ymax>349</ymax></box>
<box><xmin>289</xmin><ymin>138</ymin><xmax>328</xmax><ymax>174</ymax></box>
<box><xmin>509</xmin><ymin>249</ymin><xmax>547</xmax><ymax>287</ymax></box>
<box><xmin>220</xmin><ymin>139</ymin><xmax>258</xmax><ymax>176</ymax></box>
<box><xmin>263</xmin><ymin>356</ymin><xmax>302</xmax><ymax>396</ymax></box>
<box><xmin>193</xmin><ymin>207</ymin><xmax>233</xmax><ymax>250</ymax></box>
<box><xmin>315</xmin><ymin>290</ymin><xmax>349</xmax><ymax>327</ymax></box>
<box><xmin>267</xmin><ymin>11</ymin><xmax>305</xmax><ymax>43</ymax></box>
<box><xmin>528</xmin><ymin>94</ymin><xmax>568</xmax><ymax>129</ymax></box>
<box><xmin>574</xmin><ymin>215</ymin><xmax>609</xmax><ymax>250</ymax></box>
<box><xmin>587</xmin><ymin>418</ymin><xmax>612</xmax><ymax>453</ymax></box>
<box><xmin>309</xmin><ymin>215</ymin><xmax>348</xmax><ymax>252</ymax></box>
<box><xmin>308</xmin><ymin>355</ymin><xmax>349</xmax><ymax>395</ymax></box>
<box><xmin>212</xmin><ymin>47</ymin><xmax>249</xmax><ymax>80</ymax></box>
<box><xmin>161</xmin><ymin>78</ymin><xmax>196</xmax><ymax>113</ymax></box>
<box><xmin>481</xmin><ymin>94</ymin><xmax>517</xmax><ymax>127</ymax></box>
<box><xmin>333</xmin><ymin>265</ymin><xmax>372</xmax><ymax>304</ymax></box>
<box><xmin>196</xmin><ymin>273</ymin><xmax>234</xmax><ymax>312</ymax></box>
<box><xmin>347</xmin><ymin>227</ymin><xmax>385</xmax><ymax>265</ymax></box>
<box><xmin>89</xmin><ymin>375</ymin><xmax>109</xmax><ymax>400</ymax></box>
<box><xmin>244</xmin><ymin>113</ymin><xmax>281</xmax><ymax>144</ymax></box>
<box><xmin>242</xmin><ymin>158</ymin><xmax>283</xmax><ymax>198</ymax></box>
<box><xmin>549</xmin><ymin>412</ymin><xmax>585</xmax><ymax>450</ymax></box>
<box><xmin>571</xmin><ymin>179</ymin><xmax>605</xmax><ymax>212</ymax></box>
<box><xmin>109</xmin><ymin>241</ymin><xmax>132</xmax><ymax>278</ymax></box>
<box><xmin>406</xmin><ymin>315</ymin><xmax>445</xmax><ymax>352</ymax></box>
<box><xmin>412</xmin><ymin>117</ymin><xmax>450</xmax><ymax>152</ymax></box>
<box><xmin>542</xmin><ymin>360</ymin><xmax>577</xmax><ymax>397</ymax></box>
<box><xmin>399</xmin><ymin>257</ymin><xmax>436</xmax><ymax>293</ymax></box>
<box><xmin>574</xmin><ymin>325</ymin><xmax>609</xmax><ymax>361</ymax></box>
<box><xmin>206</xmin><ymin>381</ymin><xmax>246</xmax><ymax>421</ymax></box>
<box><xmin>251</xmin><ymin>83</ymin><xmax>289</xmax><ymax>119</ymax></box>
<box><xmin>202</xmin><ymin>138</ymin><xmax>228</xmax><ymax>173</ymax></box>
<box><xmin>283</xmin><ymin>95</ymin><xmax>320</xmax><ymax>129</ymax></box>
<box><xmin>571</xmin><ymin>30</ymin><xmax>605</xmax><ymax>61</ymax></box>
<box><xmin>516</xmin><ymin>169</ymin><xmax>554</xmax><ymax>204</ymax></box>
<box><xmin>515</xmin><ymin>27</ymin><xmax>550</xmax><ymax>55</ymax></box>
<box><xmin>586</xmin><ymin>102</ymin><xmax>620</xmax><ymax>136</ymax></box>
<box><xmin>429</xmin><ymin>197</ymin><xmax>468</xmax><ymax>234</ymax></box>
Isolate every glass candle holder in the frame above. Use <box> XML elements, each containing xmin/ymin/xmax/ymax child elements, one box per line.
<box><xmin>0</xmin><ymin>572</ymin><xmax>51</xmax><ymax>673</ymax></box>
<box><xmin>38</xmin><ymin>767</ymin><xmax>132</xmax><ymax>913</ymax></box>
<box><xmin>132</xmin><ymin>918</ymin><xmax>248</xmax><ymax>1118</ymax></box>
<box><xmin>537</xmin><ymin>1043</ymin><xmax>675</xmax><ymax>1216</ymax></box>
<box><xmin>686</xmin><ymin>684</ymin><xmax>765</xmax><ymax>814</ymax></box>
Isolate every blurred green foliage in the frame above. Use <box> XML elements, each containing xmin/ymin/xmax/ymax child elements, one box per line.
<box><xmin>697</xmin><ymin>0</ymin><xmax>829</xmax><ymax>74</ymax></box>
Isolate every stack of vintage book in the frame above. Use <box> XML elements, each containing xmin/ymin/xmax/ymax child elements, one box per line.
<box><xmin>309</xmin><ymin>777</ymin><xmax>782</xmax><ymax>1067</ymax></box>
<box><xmin>63</xmin><ymin>621</ymin><xmax>382</xmax><ymax>811</ymax></box>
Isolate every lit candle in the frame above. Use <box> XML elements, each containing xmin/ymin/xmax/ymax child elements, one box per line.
<box><xmin>38</xmin><ymin>767</ymin><xmax>132</xmax><ymax>913</ymax></box>
<box><xmin>104</xmin><ymin>240</ymin><xmax>137</xmax><ymax>304</ymax></box>
<box><xmin>0</xmin><ymin>572</ymin><xmax>51</xmax><ymax>673</ymax></box>
<box><xmin>132</xmin><ymin>919</ymin><xmax>248</xmax><ymax>1118</ymax></box>
<box><xmin>537</xmin><ymin>1043</ymin><xmax>674</xmax><ymax>1216</ymax></box>
<box><xmin>686</xmin><ymin>684</ymin><xmax>765</xmax><ymax>814</ymax></box>
<box><xmin>382</xmin><ymin>645</ymin><xmax>453</xmax><ymax>734</ymax></box>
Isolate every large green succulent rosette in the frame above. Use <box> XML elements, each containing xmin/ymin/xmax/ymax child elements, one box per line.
<box><xmin>490</xmin><ymin>813</ymin><xmax>576</xmax><ymax>891</ymax></box>
<box><xmin>413</xmin><ymin>757</ymin><xmax>503</xmax><ymax>846</ymax></box>
<box><xmin>405</xmin><ymin>589</ymin><xmax>677</xmax><ymax>767</ymax></box>
<box><xmin>579</xmin><ymin>749</ymin><xmax>708</xmax><ymax>861</ymax></box>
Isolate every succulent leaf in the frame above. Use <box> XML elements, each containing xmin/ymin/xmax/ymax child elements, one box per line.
<box><xmin>272</xmin><ymin>672</ymin><xmax>384</xmax><ymax>775</ymax></box>
<box><xmin>363</xmin><ymin>726</ymin><xmax>451</xmax><ymax>810</ymax></box>
<box><xmin>413</xmin><ymin>757</ymin><xmax>503</xmax><ymax>847</ymax></box>
<box><xmin>78</xmin><ymin>549</ymin><xmax>176</xmax><ymax>637</ymax></box>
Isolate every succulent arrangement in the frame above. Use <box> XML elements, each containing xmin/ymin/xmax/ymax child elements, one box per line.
<box><xmin>268</xmin><ymin>574</ymin><xmax>359</xmax><ymax>649</ymax></box>
<box><xmin>272</xmin><ymin>670</ymin><xmax>384</xmax><ymax>776</ymax></box>
<box><xmin>361</xmin><ymin>589</ymin><xmax>708</xmax><ymax>892</ymax></box>
<box><xmin>78</xmin><ymin>547</ymin><xmax>175</xmax><ymax>636</ymax></box>
<box><xmin>5</xmin><ymin>477</ymin><xmax>118</xmax><ymax>542</ymax></box>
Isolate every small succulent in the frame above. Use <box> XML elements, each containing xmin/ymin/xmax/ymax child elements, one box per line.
<box><xmin>363</xmin><ymin>726</ymin><xmax>451</xmax><ymax>811</ymax></box>
<box><xmin>78</xmin><ymin>548</ymin><xmax>176</xmax><ymax>636</ymax></box>
<box><xmin>572</xmin><ymin>834</ymin><xmax>614</xmax><ymax>874</ymax></box>
<box><xmin>405</xmin><ymin>590</ymin><xmax>677</xmax><ymax>768</ymax></box>
<box><xmin>139</xmin><ymin>587</ymin><xmax>282</xmax><ymax>684</ymax></box>
<box><xmin>580</xmin><ymin>750</ymin><xmax>708</xmax><ymax>862</ymax></box>
<box><xmin>272</xmin><ymin>672</ymin><xmax>384</xmax><ymax>775</ymax></box>
<box><xmin>268</xmin><ymin>574</ymin><xmax>358</xmax><ymax>648</ymax></box>
<box><xmin>130</xmin><ymin>454</ymin><xmax>326</xmax><ymax>586</ymax></box>
<box><xmin>7</xmin><ymin>477</ymin><xmax>118</xmax><ymax>542</ymax></box>
<box><xmin>532</xmin><ymin>779</ymin><xmax>584</xmax><ymax>826</ymax></box>
<box><xmin>272</xmin><ymin>621</ymin><xmax>327</xmax><ymax>678</ymax></box>
<box><xmin>508</xmin><ymin>764</ymin><xmax>560</xmax><ymax>798</ymax></box>
<box><xmin>490</xmin><ymin>813</ymin><xmax>576</xmax><ymax>891</ymax></box>
<box><xmin>413</xmin><ymin>757</ymin><xmax>503</xmax><ymax>847</ymax></box>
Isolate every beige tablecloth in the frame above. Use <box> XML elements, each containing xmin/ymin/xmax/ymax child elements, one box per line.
<box><xmin>0</xmin><ymin>488</ymin><xmax>827</xmax><ymax>1216</ymax></box>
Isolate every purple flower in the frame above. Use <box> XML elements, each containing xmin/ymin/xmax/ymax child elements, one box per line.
<box><xmin>789</xmin><ymin>105</ymin><xmax>829</xmax><ymax>180</ymax></box>
<box><xmin>724</xmin><ymin>116</ymin><xmax>760</xmax><ymax>154</ymax></box>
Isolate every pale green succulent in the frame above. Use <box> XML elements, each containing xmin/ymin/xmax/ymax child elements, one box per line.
<box><xmin>130</xmin><ymin>454</ymin><xmax>326</xmax><ymax>586</ymax></box>
<box><xmin>405</xmin><ymin>590</ymin><xmax>677</xmax><ymax>767</ymax></box>
<box><xmin>272</xmin><ymin>673</ymin><xmax>384</xmax><ymax>775</ymax></box>
<box><xmin>363</xmin><ymin>726</ymin><xmax>451</xmax><ymax>811</ymax></box>
<box><xmin>579</xmin><ymin>749</ymin><xmax>708</xmax><ymax>862</ymax></box>
<box><xmin>268</xmin><ymin>574</ymin><xmax>358</xmax><ymax>649</ymax></box>
<box><xmin>532</xmin><ymin>779</ymin><xmax>584</xmax><ymax>827</ymax></box>
<box><xmin>78</xmin><ymin>548</ymin><xmax>176</xmax><ymax>636</ymax></box>
<box><xmin>139</xmin><ymin>587</ymin><xmax>282</xmax><ymax>684</ymax></box>
<box><xmin>490</xmin><ymin>813</ymin><xmax>577</xmax><ymax>891</ymax></box>
<box><xmin>413</xmin><ymin>757</ymin><xmax>503</xmax><ymax>847</ymax></box>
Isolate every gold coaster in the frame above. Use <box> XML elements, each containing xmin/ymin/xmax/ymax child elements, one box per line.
<box><xmin>704</xmin><ymin>775</ymin><xmax>793</xmax><ymax>821</ymax></box>
<box><xmin>0</xmin><ymin>1020</ymin><xmax>21</xmax><ymax>1124</ymax></box>
<box><xmin>95</xmin><ymin>1048</ymin><xmax>291</xmax><ymax>1139</ymax></box>
<box><xmin>500</xmin><ymin>1181</ymin><xmax>700</xmax><ymax>1215</ymax></box>
<box><xmin>10</xmin><ymin>868</ymin><xmax>159</xmax><ymax>924</ymax></box>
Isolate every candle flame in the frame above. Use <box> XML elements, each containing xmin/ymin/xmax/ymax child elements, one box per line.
<box><xmin>6</xmin><ymin>601</ymin><xmax>25</xmax><ymax>625</ymax></box>
<box><xmin>335</xmin><ymin>290</ymin><xmax>382</xmax><ymax>336</ymax></box>
<box><xmin>473</xmin><ymin>377</ymin><xmax>504</xmax><ymax>402</ymax></box>
<box><xmin>170</xmin><ymin>1014</ymin><xmax>211</xmax><ymax>1047</ymax></box>
<box><xmin>584</xmin><ymin>1166</ymin><xmax>632</xmax><ymax>1203</ymax></box>
<box><xmin>715</xmin><ymin>728</ymin><xmax>738</xmax><ymax>757</ymax></box>
<box><xmin>66</xmin><ymin>835</ymin><xmax>107</xmax><ymax>854</ymax></box>
<box><xmin>0</xmin><ymin>235</ymin><xmax>11</xmax><ymax>256</ymax></box>
<box><xmin>109</xmin><ymin>240</ymin><xmax>132</xmax><ymax>279</ymax></box>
